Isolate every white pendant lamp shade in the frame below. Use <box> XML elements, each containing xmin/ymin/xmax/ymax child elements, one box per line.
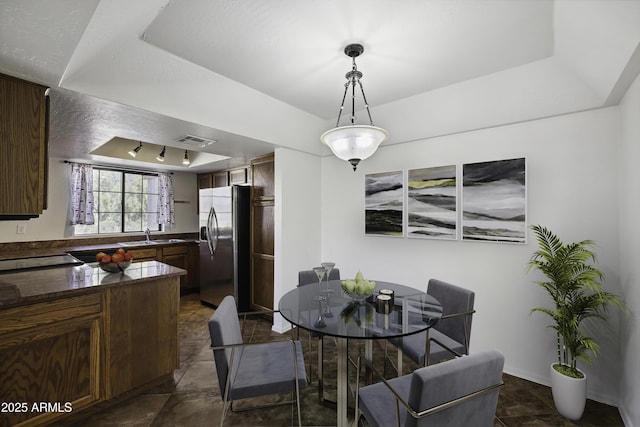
<box><xmin>321</xmin><ymin>125</ymin><xmax>388</xmax><ymax>170</ymax></box>
<box><xmin>322</xmin><ymin>43</ymin><xmax>388</xmax><ymax>171</ymax></box>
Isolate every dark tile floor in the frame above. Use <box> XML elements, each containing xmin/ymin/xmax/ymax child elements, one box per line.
<box><xmin>68</xmin><ymin>293</ymin><xmax>624</xmax><ymax>426</ymax></box>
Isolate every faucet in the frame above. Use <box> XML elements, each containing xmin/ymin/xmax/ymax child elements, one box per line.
<box><xmin>145</xmin><ymin>227</ymin><xmax>151</xmax><ymax>241</ymax></box>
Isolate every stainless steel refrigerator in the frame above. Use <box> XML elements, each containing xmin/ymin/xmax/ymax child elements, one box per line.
<box><xmin>199</xmin><ymin>185</ymin><xmax>250</xmax><ymax>310</ymax></box>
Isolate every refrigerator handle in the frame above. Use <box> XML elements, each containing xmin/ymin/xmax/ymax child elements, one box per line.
<box><xmin>207</xmin><ymin>206</ymin><xmax>220</xmax><ymax>255</ymax></box>
<box><xmin>206</xmin><ymin>207</ymin><xmax>215</xmax><ymax>255</ymax></box>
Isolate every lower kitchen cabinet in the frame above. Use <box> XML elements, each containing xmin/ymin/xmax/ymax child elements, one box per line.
<box><xmin>0</xmin><ymin>293</ymin><xmax>103</xmax><ymax>426</ymax></box>
<box><xmin>159</xmin><ymin>245</ymin><xmax>196</xmax><ymax>293</ymax></box>
<box><xmin>0</xmin><ymin>264</ymin><xmax>181</xmax><ymax>426</ymax></box>
<box><xmin>67</xmin><ymin>241</ymin><xmax>199</xmax><ymax>294</ymax></box>
<box><xmin>127</xmin><ymin>247</ymin><xmax>158</xmax><ymax>262</ymax></box>
<box><xmin>105</xmin><ymin>278</ymin><xmax>179</xmax><ymax>397</ymax></box>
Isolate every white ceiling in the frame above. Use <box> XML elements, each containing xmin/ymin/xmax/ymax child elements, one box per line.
<box><xmin>1</xmin><ymin>0</ymin><xmax>639</xmax><ymax>171</ymax></box>
<box><xmin>142</xmin><ymin>0</ymin><xmax>553</xmax><ymax>119</ymax></box>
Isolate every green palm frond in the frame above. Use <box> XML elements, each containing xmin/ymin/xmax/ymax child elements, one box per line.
<box><xmin>526</xmin><ymin>225</ymin><xmax>625</xmax><ymax>370</ymax></box>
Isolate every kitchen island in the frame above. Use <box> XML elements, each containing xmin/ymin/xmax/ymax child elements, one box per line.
<box><xmin>0</xmin><ymin>261</ymin><xmax>185</xmax><ymax>426</ymax></box>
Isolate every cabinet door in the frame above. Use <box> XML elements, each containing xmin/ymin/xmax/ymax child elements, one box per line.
<box><xmin>0</xmin><ymin>294</ymin><xmax>102</xmax><ymax>426</ymax></box>
<box><xmin>250</xmin><ymin>154</ymin><xmax>274</xmax><ymax>312</ymax></box>
<box><xmin>229</xmin><ymin>167</ymin><xmax>247</xmax><ymax>185</ymax></box>
<box><xmin>161</xmin><ymin>245</ymin><xmax>195</xmax><ymax>292</ymax></box>
<box><xmin>0</xmin><ymin>74</ymin><xmax>48</xmax><ymax>216</ymax></box>
<box><xmin>213</xmin><ymin>171</ymin><xmax>229</xmax><ymax>187</ymax></box>
<box><xmin>162</xmin><ymin>253</ymin><xmax>188</xmax><ymax>288</ymax></box>
<box><xmin>197</xmin><ymin>173</ymin><xmax>213</xmax><ymax>189</ymax></box>
<box><xmin>127</xmin><ymin>247</ymin><xmax>158</xmax><ymax>262</ymax></box>
<box><xmin>106</xmin><ymin>278</ymin><xmax>179</xmax><ymax>397</ymax></box>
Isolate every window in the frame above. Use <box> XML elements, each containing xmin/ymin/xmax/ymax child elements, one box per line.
<box><xmin>75</xmin><ymin>168</ymin><xmax>161</xmax><ymax>235</ymax></box>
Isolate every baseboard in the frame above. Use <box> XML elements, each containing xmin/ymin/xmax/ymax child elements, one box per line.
<box><xmin>503</xmin><ymin>365</ymin><xmax>620</xmax><ymax>408</ymax></box>
<box><xmin>619</xmin><ymin>406</ymin><xmax>633</xmax><ymax>427</ymax></box>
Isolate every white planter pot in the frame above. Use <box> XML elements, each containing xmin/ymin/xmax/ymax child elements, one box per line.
<box><xmin>550</xmin><ymin>364</ymin><xmax>587</xmax><ymax>420</ymax></box>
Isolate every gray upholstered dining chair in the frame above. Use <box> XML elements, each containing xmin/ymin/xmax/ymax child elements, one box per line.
<box><xmin>356</xmin><ymin>350</ymin><xmax>505</xmax><ymax>427</ymax></box>
<box><xmin>388</xmin><ymin>279</ymin><xmax>475</xmax><ymax>374</ymax></box>
<box><xmin>297</xmin><ymin>268</ymin><xmax>340</xmax><ymax>399</ymax></box>
<box><xmin>208</xmin><ymin>295</ymin><xmax>308</xmax><ymax>427</ymax></box>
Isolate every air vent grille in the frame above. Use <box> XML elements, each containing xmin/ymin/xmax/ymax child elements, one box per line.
<box><xmin>177</xmin><ymin>134</ymin><xmax>217</xmax><ymax>147</ymax></box>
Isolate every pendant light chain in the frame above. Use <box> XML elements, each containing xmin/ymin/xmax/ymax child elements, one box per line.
<box><xmin>320</xmin><ymin>43</ymin><xmax>388</xmax><ymax>171</ymax></box>
<box><xmin>334</xmin><ymin>55</ymin><xmax>375</xmax><ymax>128</ymax></box>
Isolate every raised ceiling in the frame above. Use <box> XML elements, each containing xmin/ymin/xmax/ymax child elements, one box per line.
<box><xmin>141</xmin><ymin>0</ymin><xmax>554</xmax><ymax>119</ymax></box>
<box><xmin>1</xmin><ymin>0</ymin><xmax>639</xmax><ymax>171</ymax></box>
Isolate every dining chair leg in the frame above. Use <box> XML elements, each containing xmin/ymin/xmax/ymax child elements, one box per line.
<box><xmin>397</xmin><ymin>347</ymin><xmax>403</xmax><ymax>376</ymax></box>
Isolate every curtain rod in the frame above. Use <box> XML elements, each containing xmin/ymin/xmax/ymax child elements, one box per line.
<box><xmin>62</xmin><ymin>160</ymin><xmax>173</xmax><ymax>175</ymax></box>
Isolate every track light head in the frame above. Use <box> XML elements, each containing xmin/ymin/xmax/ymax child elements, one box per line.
<box><xmin>156</xmin><ymin>146</ymin><xmax>166</xmax><ymax>162</ymax></box>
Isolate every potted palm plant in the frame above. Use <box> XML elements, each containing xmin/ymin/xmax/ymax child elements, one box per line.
<box><xmin>526</xmin><ymin>225</ymin><xmax>625</xmax><ymax>420</ymax></box>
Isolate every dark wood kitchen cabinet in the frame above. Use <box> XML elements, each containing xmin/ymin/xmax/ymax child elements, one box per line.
<box><xmin>197</xmin><ymin>167</ymin><xmax>249</xmax><ymax>190</ymax></box>
<box><xmin>0</xmin><ymin>73</ymin><xmax>49</xmax><ymax>218</ymax></box>
<box><xmin>159</xmin><ymin>244</ymin><xmax>199</xmax><ymax>293</ymax></box>
<box><xmin>250</xmin><ymin>153</ymin><xmax>274</xmax><ymax>313</ymax></box>
<box><xmin>0</xmin><ymin>293</ymin><xmax>102</xmax><ymax>426</ymax></box>
<box><xmin>229</xmin><ymin>167</ymin><xmax>248</xmax><ymax>185</ymax></box>
<box><xmin>213</xmin><ymin>170</ymin><xmax>229</xmax><ymax>187</ymax></box>
<box><xmin>197</xmin><ymin>172</ymin><xmax>213</xmax><ymax>189</ymax></box>
<box><xmin>0</xmin><ymin>263</ymin><xmax>182</xmax><ymax>426</ymax></box>
<box><xmin>127</xmin><ymin>247</ymin><xmax>159</xmax><ymax>262</ymax></box>
<box><xmin>105</xmin><ymin>278</ymin><xmax>179</xmax><ymax>398</ymax></box>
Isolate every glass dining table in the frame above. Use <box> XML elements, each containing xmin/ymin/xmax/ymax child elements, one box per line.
<box><xmin>278</xmin><ymin>279</ymin><xmax>443</xmax><ymax>427</ymax></box>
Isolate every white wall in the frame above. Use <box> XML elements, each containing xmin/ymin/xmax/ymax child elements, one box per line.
<box><xmin>0</xmin><ymin>158</ymin><xmax>199</xmax><ymax>244</ymax></box>
<box><xmin>618</xmin><ymin>73</ymin><xmax>640</xmax><ymax>427</ymax></box>
<box><xmin>319</xmin><ymin>108</ymin><xmax>624</xmax><ymax>406</ymax></box>
<box><xmin>273</xmin><ymin>148</ymin><xmax>322</xmax><ymax>332</ymax></box>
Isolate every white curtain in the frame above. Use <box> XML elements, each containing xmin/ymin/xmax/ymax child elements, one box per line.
<box><xmin>69</xmin><ymin>163</ymin><xmax>95</xmax><ymax>225</ymax></box>
<box><xmin>157</xmin><ymin>173</ymin><xmax>175</xmax><ymax>226</ymax></box>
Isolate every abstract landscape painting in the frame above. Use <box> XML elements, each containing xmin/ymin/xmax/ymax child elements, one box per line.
<box><xmin>365</xmin><ymin>171</ymin><xmax>404</xmax><ymax>236</ymax></box>
<box><xmin>407</xmin><ymin>165</ymin><xmax>457</xmax><ymax>239</ymax></box>
<box><xmin>462</xmin><ymin>158</ymin><xmax>526</xmax><ymax>243</ymax></box>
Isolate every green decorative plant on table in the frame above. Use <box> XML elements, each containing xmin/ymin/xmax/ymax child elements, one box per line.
<box><xmin>526</xmin><ymin>225</ymin><xmax>625</xmax><ymax>420</ymax></box>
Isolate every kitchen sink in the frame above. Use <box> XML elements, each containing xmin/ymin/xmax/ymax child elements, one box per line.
<box><xmin>118</xmin><ymin>239</ymin><xmax>185</xmax><ymax>247</ymax></box>
<box><xmin>153</xmin><ymin>239</ymin><xmax>185</xmax><ymax>244</ymax></box>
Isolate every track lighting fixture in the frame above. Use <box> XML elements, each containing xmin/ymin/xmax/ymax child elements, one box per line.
<box><xmin>128</xmin><ymin>141</ymin><xmax>142</xmax><ymax>158</ymax></box>
<box><xmin>156</xmin><ymin>146</ymin><xmax>166</xmax><ymax>162</ymax></box>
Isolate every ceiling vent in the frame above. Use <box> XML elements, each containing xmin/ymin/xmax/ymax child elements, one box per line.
<box><xmin>177</xmin><ymin>134</ymin><xmax>217</xmax><ymax>147</ymax></box>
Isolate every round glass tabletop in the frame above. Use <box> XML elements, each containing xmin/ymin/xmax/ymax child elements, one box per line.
<box><xmin>278</xmin><ymin>280</ymin><xmax>443</xmax><ymax>339</ymax></box>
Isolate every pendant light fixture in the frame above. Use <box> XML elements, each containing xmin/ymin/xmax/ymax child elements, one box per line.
<box><xmin>156</xmin><ymin>146</ymin><xmax>166</xmax><ymax>162</ymax></box>
<box><xmin>182</xmin><ymin>150</ymin><xmax>191</xmax><ymax>166</ymax></box>
<box><xmin>320</xmin><ymin>43</ymin><xmax>388</xmax><ymax>171</ymax></box>
<box><xmin>128</xmin><ymin>141</ymin><xmax>142</xmax><ymax>158</ymax></box>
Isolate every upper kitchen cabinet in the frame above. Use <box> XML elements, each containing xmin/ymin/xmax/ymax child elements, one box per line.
<box><xmin>197</xmin><ymin>172</ymin><xmax>213</xmax><ymax>189</ymax></box>
<box><xmin>229</xmin><ymin>167</ymin><xmax>248</xmax><ymax>185</ymax></box>
<box><xmin>0</xmin><ymin>73</ymin><xmax>48</xmax><ymax>218</ymax></box>
<box><xmin>213</xmin><ymin>170</ymin><xmax>229</xmax><ymax>187</ymax></box>
<box><xmin>197</xmin><ymin>167</ymin><xmax>249</xmax><ymax>190</ymax></box>
<box><xmin>197</xmin><ymin>171</ymin><xmax>228</xmax><ymax>189</ymax></box>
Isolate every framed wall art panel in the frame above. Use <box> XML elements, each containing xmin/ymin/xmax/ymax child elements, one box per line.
<box><xmin>365</xmin><ymin>171</ymin><xmax>404</xmax><ymax>237</ymax></box>
<box><xmin>461</xmin><ymin>157</ymin><xmax>526</xmax><ymax>243</ymax></box>
<box><xmin>407</xmin><ymin>165</ymin><xmax>457</xmax><ymax>239</ymax></box>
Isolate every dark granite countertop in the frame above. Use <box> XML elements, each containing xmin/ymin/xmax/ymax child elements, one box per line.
<box><xmin>0</xmin><ymin>238</ymin><xmax>200</xmax><ymax>261</ymax></box>
<box><xmin>0</xmin><ymin>261</ymin><xmax>186</xmax><ymax>309</ymax></box>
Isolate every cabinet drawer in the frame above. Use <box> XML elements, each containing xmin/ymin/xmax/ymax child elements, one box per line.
<box><xmin>128</xmin><ymin>248</ymin><xmax>158</xmax><ymax>261</ymax></box>
<box><xmin>162</xmin><ymin>245</ymin><xmax>188</xmax><ymax>256</ymax></box>
<box><xmin>0</xmin><ymin>292</ymin><xmax>102</xmax><ymax>336</ymax></box>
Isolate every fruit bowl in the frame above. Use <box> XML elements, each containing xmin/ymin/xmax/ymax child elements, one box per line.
<box><xmin>343</xmin><ymin>289</ymin><xmax>374</xmax><ymax>303</ymax></box>
<box><xmin>341</xmin><ymin>271</ymin><xmax>376</xmax><ymax>303</ymax></box>
<box><xmin>96</xmin><ymin>249</ymin><xmax>134</xmax><ymax>273</ymax></box>
<box><xmin>99</xmin><ymin>260</ymin><xmax>132</xmax><ymax>273</ymax></box>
